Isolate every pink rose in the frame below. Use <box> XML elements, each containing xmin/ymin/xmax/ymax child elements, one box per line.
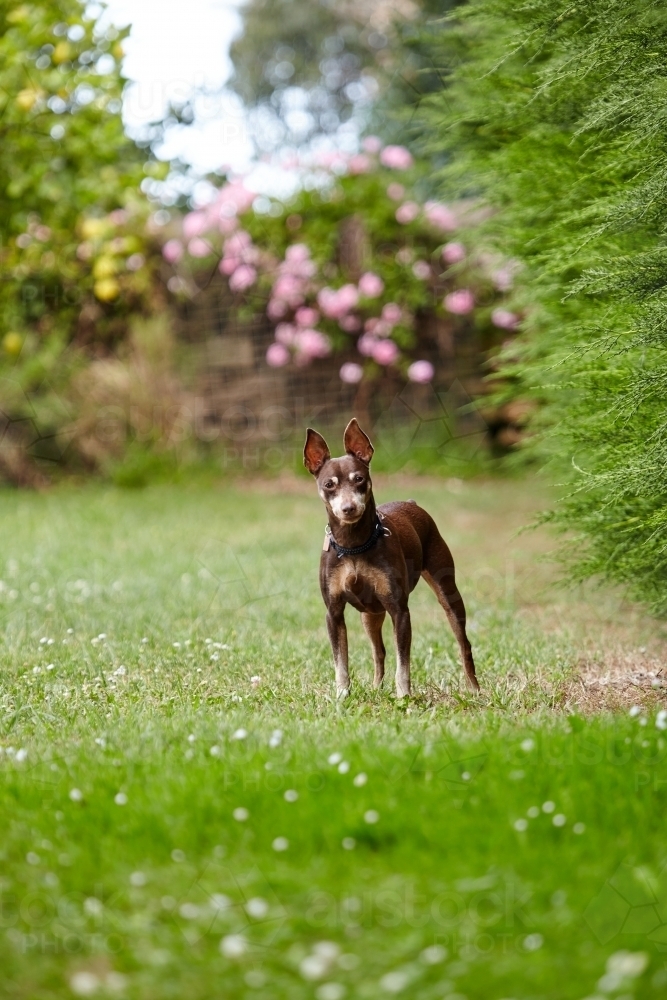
<box><xmin>442</xmin><ymin>242</ymin><xmax>466</xmax><ymax>264</ymax></box>
<box><xmin>492</xmin><ymin>267</ymin><xmax>514</xmax><ymax>292</ymax></box>
<box><xmin>357</xmin><ymin>333</ymin><xmax>377</xmax><ymax>357</ymax></box>
<box><xmin>348</xmin><ymin>154</ymin><xmax>372</xmax><ymax>175</ymax></box>
<box><xmin>425</xmin><ymin>202</ymin><xmax>457</xmax><ymax>232</ymax></box>
<box><xmin>285</xmin><ymin>243</ymin><xmax>310</xmax><ymax>263</ymax></box>
<box><xmin>219</xmin><ymin>256</ymin><xmax>238</xmax><ymax>276</ymax></box>
<box><xmin>295</xmin><ymin>329</ymin><xmax>331</xmax><ymax>359</ymax></box>
<box><xmin>358</xmin><ymin>272</ymin><xmax>384</xmax><ymax>298</ymax></box>
<box><xmin>162</xmin><ymin>239</ymin><xmax>183</xmax><ymax>264</ymax></box>
<box><xmin>491</xmin><ymin>309</ymin><xmax>520</xmax><ymax>331</ymax></box>
<box><xmin>275</xmin><ymin>323</ymin><xmax>296</xmax><ymax>345</ymax></box>
<box><xmin>443</xmin><ymin>289</ymin><xmax>475</xmax><ymax>315</ymax></box>
<box><xmin>412</xmin><ymin>261</ymin><xmax>431</xmax><ymax>280</ymax></box>
<box><xmin>188</xmin><ymin>237</ymin><xmax>213</xmax><ymax>258</ymax></box>
<box><xmin>266</xmin><ymin>342</ymin><xmax>289</xmax><ymax>367</ymax></box>
<box><xmin>382</xmin><ymin>302</ymin><xmax>402</xmax><ymax>326</ymax></box>
<box><xmin>386</xmin><ymin>183</ymin><xmax>405</xmax><ymax>201</ymax></box>
<box><xmin>362</xmin><ymin>135</ymin><xmax>382</xmax><ymax>154</ymax></box>
<box><xmin>340</xmin><ymin>362</ymin><xmax>364</xmax><ymax>384</ymax></box>
<box><xmin>380</xmin><ymin>145</ymin><xmax>413</xmax><ymax>170</ymax></box>
<box><xmin>295</xmin><ymin>306</ymin><xmax>319</xmax><ymax>327</ymax></box>
<box><xmin>396</xmin><ymin>201</ymin><xmax>420</xmax><ymax>225</ymax></box>
<box><xmin>267</xmin><ymin>298</ymin><xmax>287</xmax><ymax>320</ymax></box>
<box><xmin>183</xmin><ymin>212</ymin><xmax>208</xmax><ymax>240</ymax></box>
<box><xmin>229</xmin><ymin>264</ymin><xmax>257</xmax><ymax>292</ymax></box>
<box><xmin>372</xmin><ymin>340</ymin><xmax>399</xmax><ymax>365</ymax></box>
<box><xmin>407</xmin><ymin>360</ymin><xmax>434</xmax><ymax>384</ymax></box>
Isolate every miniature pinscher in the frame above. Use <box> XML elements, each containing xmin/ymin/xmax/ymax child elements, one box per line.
<box><xmin>304</xmin><ymin>418</ymin><xmax>479</xmax><ymax>698</ymax></box>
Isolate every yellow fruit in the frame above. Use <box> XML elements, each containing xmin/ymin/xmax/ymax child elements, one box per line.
<box><xmin>53</xmin><ymin>42</ymin><xmax>72</xmax><ymax>65</ymax></box>
<box><xmin>2</xmin><ymin>332</ymin><xmax>23</xmax><ymax>356</ymax></box>
<box><xmin>81</xmin><ymin>218</ymin><xmax>108</xmax><ymax>240</ymax></box>
<box><xmin>94</xmin><ymin>278</ymin><xmax>120</xmax><ymax>302</ymax></box>
<box><xmin>93</xmin><ymin>256</ymin><xmax>117</xmax><ymax>279</ymax></box>
<box><xmin>16</xmin><ymin>89</ymin><xmax>40</xmax><ymax>112</ymax></box>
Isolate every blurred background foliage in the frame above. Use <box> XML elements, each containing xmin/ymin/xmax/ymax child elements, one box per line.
<box><xmin>2</xmin><ymin>0</ymin><xmax>665</xmax><ymax>615</ymax></box>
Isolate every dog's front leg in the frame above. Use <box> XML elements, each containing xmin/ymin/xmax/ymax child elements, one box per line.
<box><xmin>326</xmin><ymin>605</ymin><xmax>350</xmax><ymax>698</ymax></box>
<box><xmin>389</xmin><ymin>605</ymin><xmax>412</xmax><ymax>698</ymax></box>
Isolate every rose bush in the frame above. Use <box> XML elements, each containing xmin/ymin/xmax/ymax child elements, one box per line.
<box><xmin>160</xmin><ymin>140</ymin><xmax>520</xmax><ymax>389</ymax></box>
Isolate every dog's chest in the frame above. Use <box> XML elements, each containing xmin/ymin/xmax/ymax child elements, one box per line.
<box><xmin>327</xmin><ymin>559</ymin><xmax>391</xmax><ymax>611</ymax></box>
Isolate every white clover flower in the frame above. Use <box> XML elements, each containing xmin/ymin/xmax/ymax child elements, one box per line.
<box><xmin>514</xmin><ymin>819</ymin><xmax>528</xmax><ymax>832</ymax></box>
<box><xmin>629</xmin><ymin>705</ymin><xmax>642</xmax><ymax>717</ymax></box>
<box><xmin>364</xmin><ymin>810</ymin><xmax>379</xmax><ymax>824</ymax></box>
<box><xmin>573</xmin><ymin>822</ymin><xmax>586</xmax><ymax>834</ymax></box>
<box><xmin>220</xmin><ymin>933</ymin><xmax>248</xmax><ymax>958</ymax></box>
<box><xmin>69</xmin><ymin>971</ymin><xmax>100</xmax><ymax>996</ymax></box>
<box><xmin>606</xmin><ymin>950</ymin><xmax>648</xmax><ymax>977</ymax></box>
<box><xmin>337</xmin><ymin>761</ymin><xmax>350</xmax><ymax>774</ymax></box>
<box><xmin>129</xmin><ymin>871</ymin><xmax>146</xmax><ymax>887</ymax></box>
<box><xmin>171</xmin><ymin>849</ymin><xmax>185</xmax><ymax>863</ymax></box>
<box><xmin>527</xmin><ymin>806</ymin><xmax>540</xmax><ymax>818</ymax></box>
<box><xmin>69</xmin><ymin>788</ymin><xmax>83</xmax><ymax>802</ymax></box>
<box><xmin>26</xmin><ymin>852</ymin><xmax>40</xmax><ymax>865</ymax></box>
<box><xmin>420</xmin><ymin>945</ymin><xmax>447</xmax><ymax>965</ymax></box>
<box><xmin>268</xmin><ymin>729</ymin><xmax>283</xmax><ymax>748</ymax></box>
<box><xmin>523</xmin><ymin>933</ymin><xmax>543</xmax><ymax>951</ymax></box>
<box><xmin>353</xmin><ymin>773</ymin><xmax>367</xmax><ymax>787</ymax></box>
<box><xmin>379</xmin><ymin>970</ymin><xmax>410</xmax><ymax>993</ymax></box>
<box><xmin>231</xmin><ymin>728</ymin><xmax>248</xmax><ymax>741</ymax></box>
<box><xmin>656</xmin><ymin>709</ymin><xmax>667</xmax><ymax>730</ymax></box>
<box><xmin>552</xmin><ymin>814</ymin><xmax>567</xmax><ymax>827</ymax></box>
<box><xmin>233</xmin><ymin>807</ymin><xmax>249</xmax><ymax>822</ymax></box>
<box><xmin>300</xmin><ymin>954</ymin><xmax>330</xmax><ymax>981</ymax></box>
<box><xmin>210</xmin><ymin>745</ymin><xmax>221</xmax><ymax>757</ymax></box>
<box><xmin>272</xmin><ymin>837</ymin><xmax>289</xmax><ymax>852</ymax></box>
<box><xmin>179</xmin><ymin>902</ymin><xmax>200</xmax><ymax>920</ymax></box>
<box><xmin>245</xmin><ymin>897</ymin><xmax>269</xmax><ymax>918</ymax></box>
<box><xmin>114</xmin><ymin>793</ymin><xmax>127</xmax><ymax>806</ymax></box>
<box><xmin>84</xmin><ymin>898</ymin><xmax>103</xmax><ymax>916</ymax></box>
<box><xmin>210</xmin><ymin>893</ymin><xmax>231</xmax><ymax>911</ymax></box>
<box><xmin>315</xmin><ymin>984</ymin><xmax>346</xmax><ymax>1000</ymax></box>
<box><xmin>15</xmin><ymin>748</ymin><xmax>27</xmax><ymax>762</ymax></box>
<box><xmin>521</xmin><ymin>738</ymin><xmax>535</xmax><ymax>751</ymax></box>
<box><xmin>327</xmin><ymin>752</ymin><xmax>342</xmax><ymax>765</ymax></box>
<box><xmin>284</xmin><ymin>790</ymin><xmax>298</xmax><ymax>802</ymax></box>
<box><xmin>342</xmin><ymin>838</ymin><xmax>356</xmax><ymax>850</ymax></box>
<box><xmin>542</xmin><ymin>801</ymin><xmax>555</xmax><ymax>814</ymax></box>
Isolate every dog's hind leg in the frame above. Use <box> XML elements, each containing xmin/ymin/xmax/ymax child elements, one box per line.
<box><xmin>422</xmin><ymin>532</ymin><xmax>479</xmax><ymax>692</ymax></box>
<box><xmin>361</xmin><ymin>611</ymin><xmax>386</xmax><ymax>688</ymax></box>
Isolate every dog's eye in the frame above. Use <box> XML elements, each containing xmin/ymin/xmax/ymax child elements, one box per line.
<box><xmin>324</xmin><ymin>480</ymin><xmax>335</xmax><ymax>490</ymax></box>
<box><xmin>354</xmin><ymin>475</ymin><xmax>364</xmax><ymax>484</ymax></box>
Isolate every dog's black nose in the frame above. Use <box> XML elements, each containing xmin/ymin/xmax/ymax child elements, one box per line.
<box><xmin>341</xmin><ymin>504</ymin><xmax>356</xmax><ymax>515</ymax></box>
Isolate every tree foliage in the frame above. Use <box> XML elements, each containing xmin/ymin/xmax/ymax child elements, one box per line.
<box><xmin>0</xmin><ymin>0</ymin><xmax>164</xmax><ymax>374</ymax></box>
<box><xmin>421</xmin><ymin>0</ymin><xmax>667</xmax><ymax>613</ymax></box>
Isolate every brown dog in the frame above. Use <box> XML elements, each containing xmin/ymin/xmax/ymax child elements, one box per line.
<box><xmin>304</xmin><ymin>418</ymin><xmax>479</xmax><ymax>698</ymax></box>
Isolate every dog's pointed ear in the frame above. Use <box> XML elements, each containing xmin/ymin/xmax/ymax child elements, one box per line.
<box><xmin>344</xmin><ymin>418</ymin><xmax>374</xmax><ymax>465</ymax></box>
<box><xmin>304</xmin><ymin>428</ymin><xmax>331</xmax><ymax>476</ymax></box>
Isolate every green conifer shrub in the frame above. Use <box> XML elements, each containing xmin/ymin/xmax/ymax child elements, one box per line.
<box><xmin>422</xmin><ymin>0</ymin><xmax>667</xmax><ymax>612</ymax></box>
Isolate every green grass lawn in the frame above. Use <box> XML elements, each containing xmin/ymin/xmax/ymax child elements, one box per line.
<box><xmin>1</xmin><ymin>476</ymin><xmax>666</xmax><ymax>999</ymax></box>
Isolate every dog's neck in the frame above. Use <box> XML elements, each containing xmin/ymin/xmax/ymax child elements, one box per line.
<box><xmin>328</xmin><ymin>493</ymin><xmax>378</xmax><ymax>548</ymax></box>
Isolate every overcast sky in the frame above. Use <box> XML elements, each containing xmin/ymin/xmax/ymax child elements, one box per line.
<box><xmin>98</xmin><ymin>0</ymin><xmax>255</xmax><ymax>177</ymax></box>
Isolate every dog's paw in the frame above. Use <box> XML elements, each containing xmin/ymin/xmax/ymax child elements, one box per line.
<box><xmin>336</xmin><ymin>687</ymin><xmax>350</xmax><ymax>700</ymax></box>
